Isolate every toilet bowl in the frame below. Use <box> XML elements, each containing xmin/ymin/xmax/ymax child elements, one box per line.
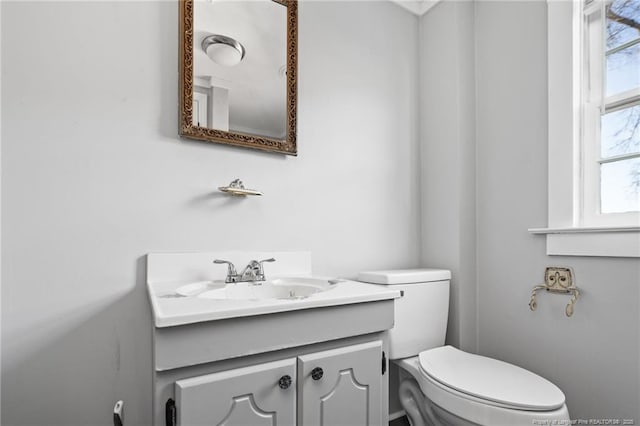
<box><xmin>357</xmin><ymin>269</ymin><xmax>570</xmax><ymax>426</ymax></box>
<box><xmin>396</xmin><ymin>347</ymin><xmax>569</xmax><ymax>425</ymax></box>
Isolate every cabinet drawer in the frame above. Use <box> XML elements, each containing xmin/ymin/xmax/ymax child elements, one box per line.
<box><xmin>176</xmin><ymin>358</ymin><xmax>296</xmax><ymax>426</ymax></box>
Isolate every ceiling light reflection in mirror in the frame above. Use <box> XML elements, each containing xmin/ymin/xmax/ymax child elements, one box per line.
<box><xmin>193</xmin><ymin>0</ymin><xmax>287</xmax><ymax>140</ymax></box>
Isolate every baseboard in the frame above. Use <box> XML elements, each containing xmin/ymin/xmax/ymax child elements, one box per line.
<box><xmin>389</xmin><ymin>410</ymin><xmax>406</xmax><ymax>421</ymax></box>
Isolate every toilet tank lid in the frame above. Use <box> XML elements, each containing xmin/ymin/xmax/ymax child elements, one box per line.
<box><xmin>357</xmin><ymin>269</ymin><xmax>451</xmax><ymax>284</ymax></box>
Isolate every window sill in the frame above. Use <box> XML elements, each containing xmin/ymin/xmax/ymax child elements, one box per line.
<box><xmin>528</xmin><ymin>226</ymin><xmax>640</xmax><ymax>257</ymax></box>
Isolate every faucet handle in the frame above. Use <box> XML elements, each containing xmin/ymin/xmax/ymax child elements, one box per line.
<box><xmin>213</xmin><ymin>259</ymin><xmax>237</xmax><ymax>276</ymax></box>
<box><xmin>257</xmin><ymin>258</ymin><xmax>276</xmax><ymax>272</ymax></box>
<box><xmin>253</xmin><ymin>258</ymin><xmax>276</xmax><ymax>281</ymax></box>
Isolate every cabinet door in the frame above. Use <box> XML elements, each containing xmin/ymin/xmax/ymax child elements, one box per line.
<box><xmin>175</xmin><ymin>358</ymin><xmax>296</xmax><ymax>426</ymax></box>
<box><xmin>298</xmin><ymin>341</ymin><xmax>383</xmax><ymax>426</ymax></box>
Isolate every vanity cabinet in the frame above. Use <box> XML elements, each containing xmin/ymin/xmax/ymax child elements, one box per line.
<box><xmin>149</xmin><ymin>251</ymin><xmax>399</xmax><ymax>426</ymax></box>
<box><xmin>173</xmin><ymin>341</ymin><xmax>383</xmax><ymax>426</ymax></box>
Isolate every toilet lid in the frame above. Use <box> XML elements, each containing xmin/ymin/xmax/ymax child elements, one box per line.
<box><xmin>419</xmin><ymin>346</ymin><xmax>566</xmax><ymax>411</ymax></box>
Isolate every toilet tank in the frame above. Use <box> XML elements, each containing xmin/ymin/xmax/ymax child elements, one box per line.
<box><xmin>358</xmin><ymin>269</ymin><xmax>451</xmax><ymax>360</ymax></box>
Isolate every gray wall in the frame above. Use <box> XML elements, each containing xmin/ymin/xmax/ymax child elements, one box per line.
<box><xmin>418</xmin><ymin>0</ymin><xmax>477</xmax><ymax>353</ymax></box>
<box><xmin>0</xmin><ymin>2</ymin><xmax>419</xmax><ymax>424</ymax></box>
<box><xmin>419</xmin><ymin>0</ymin><xmax>640</xmax><ymax>421</ymax></box>
<box><xmin>4</xmin><ymin>0</ymin><xmax>639</xmax><ymax>424</ymax></box>
<box><xmin>474</xmin><ymin>1</ymin><xmax>640</xmax><ymax>420</ymax></box>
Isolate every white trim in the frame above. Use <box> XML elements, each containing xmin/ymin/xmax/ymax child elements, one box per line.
<box><xmin>415</xmin><ymin>0</ymin><xmax>439</xmax><ymax>16</ymax></box>
<box><xmin>582</xmin><ymin>102</ymin><xmax>603</xmax><ymax>224</ymax></box>
<box><xmin>529</xmin><ymin>226</ymin><xmax>640</xmax><ymax>234</ymax></box>
<box><xmin>604</xmin><ymin>88</ymin><xmax>640</xmax><ymax>111</ymax></box>
<box><xmin>541</xmin><ymin>0</ymin><xmax>640</xmax><ymax>257</ymax></box>
<box><xmin>192</xmin><ymin>91</ymin><xmax>208</xmax><ymax>127</ymax></box>
<box><xmin>606</xmin><ymin>37</ymin><xmax>640</xmax><ymax>56</ymax></box>
<box><xmin>599</xmin><ymin>152</ymin><xmax>640</xmax><ymax>164</ymax></box>
<box><xmin>548</xmin><ymin>0</ymin><xmax>580</xmax><ymax>229</ymax></box>
<box><xmin>389</xmin><ymin>0</ymin><xmax>440</xmax><ymax>16</ymax></box>
<box><xmin>545</xmin><ymin>232</ymin><xmax>640</xmax><ymax>257</ymax></box>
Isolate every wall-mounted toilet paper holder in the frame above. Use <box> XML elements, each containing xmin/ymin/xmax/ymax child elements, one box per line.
<box><xmin>529</xmin><ymin>267</ymin><xmax>580</xmax><ymax>317</ymax></box>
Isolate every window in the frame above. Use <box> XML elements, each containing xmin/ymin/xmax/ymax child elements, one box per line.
<box><xmin>533</xmin><ymin>0</ymin><xmax>640</xmax><ymax>257</ymax></box>
<box><xmin>582</xmin><ymin>0</ymin><xmax>640</xmax><ymax>226</ymax></box>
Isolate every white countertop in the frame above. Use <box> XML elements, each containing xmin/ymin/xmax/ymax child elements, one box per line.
<box><xmin>147</xmin><ymin>278</ymin><xmax>401</xmax><ymax>327</ymax></box>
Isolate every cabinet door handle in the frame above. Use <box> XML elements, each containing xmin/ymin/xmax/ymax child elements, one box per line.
<box><xmin>311</xmin><ymin>367</ymin><xmax>323</xmax><ymax>381</ymax></box>
<box><xmin>278</xmin><ymin>375</ymin><xmax>292</xmax><ymax>389</ymax></box>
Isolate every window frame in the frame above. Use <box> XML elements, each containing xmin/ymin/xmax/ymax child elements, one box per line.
<box><xmin>530</xmin><ymin>0</ymin><xmax>640</xmax><ymax>257</ymax></box>
<box><xmin>582</xmin><ymin>0</ymin><xmax>640</xmax><ymax>227</ymax></box>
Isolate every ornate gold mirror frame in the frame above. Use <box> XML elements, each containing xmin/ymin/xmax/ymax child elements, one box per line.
<box><xmin>179</xmin><ymin>0</ymin><xmax>298</xmax><ymax>155</ymax></box>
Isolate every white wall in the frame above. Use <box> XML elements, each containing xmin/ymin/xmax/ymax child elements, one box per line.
<box><xmin>6</xmin><ymin>0</ymin><xmax>637</xmax><ymax>423</ymax></box>
<box><xmin>391</xmin><ymin>1</ymin><xmax>477</xmax><ymax>417</ymax></box>
<box><xmin>418</xmin><ymin>0</ymin><xmax>477</xmax><ymax>353</ymax></box>
<box><xmin>0</xmin><ymin>2</ymin><xmax>419</xmax><ymax>424</ymax></box>
<box><xmin>420</xmin><ymin>0</ymin><xmax>640</xmax><ymax>421</ymax></box>
<box><xmin>474</xmin><ymin>1</ymin><xmax>640</xmax><ymax>420</ymax></box>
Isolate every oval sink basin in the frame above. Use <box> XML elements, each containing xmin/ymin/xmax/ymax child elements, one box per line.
<box><xmin>175</xmin><ymin>277</ymin><xmax>336</xmax><ymax>301</ymax></box>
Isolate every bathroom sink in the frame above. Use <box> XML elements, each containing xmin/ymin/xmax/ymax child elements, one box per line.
<box><xmin>175</xmin><ymin>277</ymin><xmax>336</xmax><ymax>301</ymax></box>
<box><xmin>148</xmin><ymin>252</ymin><xmax>402</xmax><ymax>327</ymax></box>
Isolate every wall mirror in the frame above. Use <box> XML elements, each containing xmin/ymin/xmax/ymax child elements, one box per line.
<box><xmin>179</xmin><ymin>0</ymin><xmax>297</xmax><ymax>155</ymax></box>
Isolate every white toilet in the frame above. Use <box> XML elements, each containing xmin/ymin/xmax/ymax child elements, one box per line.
<box><xmin>358</xmin><ymin>269</ymin><xmax>570</xmax><ymax>426</ymax></box>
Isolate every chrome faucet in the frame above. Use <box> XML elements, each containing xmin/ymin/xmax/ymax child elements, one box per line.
<box><xmin>213</xmin><ymin>258</ymin><xmax>275</xmax><ymax>284</ymax></box>
<box><xmin>239</xmin><ymin>258</ymin><xmax>275</xmax><ymax>283</ymax></box>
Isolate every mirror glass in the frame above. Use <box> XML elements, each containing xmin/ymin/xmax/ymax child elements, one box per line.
<box><xmin>180</xmin><ymin>0</ymin><xmax>297</xmax><ymax>155</ymax></box>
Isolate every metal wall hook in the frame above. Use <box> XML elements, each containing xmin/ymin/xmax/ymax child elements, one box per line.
<box><xmin>529</xmin><ymin>267</ymin><xmax>580</xmax><ymax>317</ymax></box>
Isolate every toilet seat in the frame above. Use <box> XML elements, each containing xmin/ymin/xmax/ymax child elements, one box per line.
<box><xmin>418</xmin><ymin>346</ymin><xmax>565</xmax><ymax>411</ymax></box>
<box><xmin>396</xmin><ymin>350</ymin><xmax>570</xmax><ymax>426</ymax></box>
